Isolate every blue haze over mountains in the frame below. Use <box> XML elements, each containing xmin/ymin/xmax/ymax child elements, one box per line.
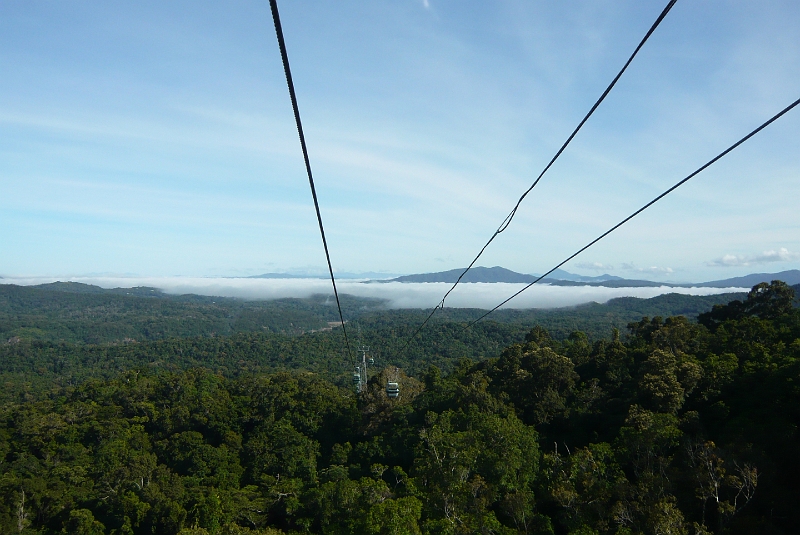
<box><xmin>385</xmin><ymin>267</ymin><xmax>800</xmax><ymax>288</ymax></box>
<box><xmin>250</xmin><ymin>267</ymin><xmax>800</xmax><ymax>288</ymax></box>
<box><xmin>388</xmin><ymin>267</ymin><xmax>624</xmax><ymax>284</ymax></box>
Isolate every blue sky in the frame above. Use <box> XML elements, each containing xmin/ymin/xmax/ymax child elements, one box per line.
<box><xmin>2</xmin><ymin>0</ymin><xmax>800</xmax><ymax>282</ymax></box>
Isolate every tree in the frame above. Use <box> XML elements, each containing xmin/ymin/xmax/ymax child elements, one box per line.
<box><xmin>637</xmin><ymin>350</ymin><xmax>701</xmax><ymax>414</ymax></box>
<box><xmin>686</xmin><ymin>441</ymin><xmax>758</xmax><ymax>533</ymax></box>
<box><xmin>542</xmin><ymin>442</ymin><xmax>625</xmax><ymax>532</ymax></box>
<box><xmin>699</xmin><ymin>281</ymin><xmax>796</xmax><ymax>330</ymax></box>
<box><xmin>490</xmin><ymin>346</ymin><xmax>578</xmax><ymax>426</ymax></box>
<box><xmin>61</xmin><ymin>508</ymin><xmax>105</xmax><ymax>535</ymax></box>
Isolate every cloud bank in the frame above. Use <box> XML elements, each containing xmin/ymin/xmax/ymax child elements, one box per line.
<box><xmin>707</xmin><ymin>248</ymin><xmax>800</xmax><ymax>267</ymax></box>
<box><xmin>6</xmin><ymin>276</ymin><xmax>746</xmax><ymax>310</ymax></box>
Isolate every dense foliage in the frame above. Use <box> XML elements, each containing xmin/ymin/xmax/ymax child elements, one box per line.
<box><xmin>0</xmin><ymin>285</ymin><xmax>750</xmax><ymax>402</ymax></box>
<box><xmin>1</xmin><ymin>282</ymin><xmax>746</xmax><ymax>345</ymax></box>
<box><xmin>1</xmin><ymin>282</ymin><xmax>799</xmax><ymax>533</ymax></box>
<box><xmin>0</xmin><ymin>283</ymin><xmax>378</xmax><ymax>343</ymax></box>
<box><xmin>0</xmin><ymin>321</ymin><xmax>530</xmax><ymax>402</ymax></box>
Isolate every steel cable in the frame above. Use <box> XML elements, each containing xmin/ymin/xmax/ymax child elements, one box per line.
<box><xmin>392</xmin><ymin>0</ymin><xmax>678</xmax><ymax>358</ymax></box>
<box><xmin>466</xmin><ymin>96</ymin><xmax>800</xmax><ymax>328</ymax></box>
<box><xmin>269</xmin><ymin>0</ymin><xmax>352</xmax><ymax>360</ymax></box>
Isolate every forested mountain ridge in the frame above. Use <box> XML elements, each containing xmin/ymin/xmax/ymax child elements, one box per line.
<box><xmin>0</xmin><ymin>283</ymin><xmax>752</xmax><ymax>401</ymax></box>
<box><xmin>0</xmin><ymin>281</ymin><xmax>799</xmax><ymax>533</ymax></box>
<box><xmin>0</xmin><ymin>283</ymin><xmax>386</xmax><ymax>343</ymax></box>
<box><xmin>1</xmin><ymin>282</ymin><xmax>751</xmax><ymax>345</ymax></box>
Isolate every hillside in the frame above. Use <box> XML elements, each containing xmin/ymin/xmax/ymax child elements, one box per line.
<box><xmin>0</xmin><ymin>283</ymin><xmax>386</xmax><ymax>343</ymax></box>
<box><xmin>1</xmin><ymin>281</ymin><xmax>799</xmax><ymax>534</ymax></box>
<box><xmin>0</xmin><ymin>282</ymin><xmax>749</xmax><ymax>345</ymax></box>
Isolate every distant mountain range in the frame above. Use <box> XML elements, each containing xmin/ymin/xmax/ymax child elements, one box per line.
<box><xmin>248</xmin><ymin>272</ymin><xmax>323</xmax><ymax>279</ymax></box>
<box><xmin>382</xmin><ymin>266</ymin><xmax>800</xmax><ymax>288</ymax></box>
<box><xmin>388</xmin><ymin>267</ymin><xmax>623</xmax><ymax>284</ymax></box>
<box><xmin>698</xmin><ymin>270</ymin><xmax>800</xmax><ymax>287</ymax></box>
<box><xmin>239</xmin><ymin>266</ymin><xmax>800</xmax><ymax>288</ymax></box>
<box><xmin>248</xmin><ymin>271</ymin><xmax>401</xmax><ymax>280</ymax></box>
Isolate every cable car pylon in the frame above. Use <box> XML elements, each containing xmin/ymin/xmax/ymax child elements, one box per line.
<box><xmin>354</xmin><ymin>343</ymin><xmax>370</xmax><ymax>394</ymax></box>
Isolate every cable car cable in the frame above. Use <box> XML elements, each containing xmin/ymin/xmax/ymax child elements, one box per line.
<box><xmin>463</xmin><ymin>95</ymin><xmax>800</xmax><ymax>328</ymax></box>
<box><xmin>391</xmin><ymin>0</ymin><xmax>678</xmax><ymax>359</ymax></box>
<box><xmin>269</xmin><ymin>0</ymin><xmax>352</xmax><ymax>360</ymax></box>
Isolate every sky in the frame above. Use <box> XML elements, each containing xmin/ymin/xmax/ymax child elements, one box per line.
<box><xmin>2</xmin><ymin>0</ymin><xmax>800</xmax><ymax>284</ymax></box>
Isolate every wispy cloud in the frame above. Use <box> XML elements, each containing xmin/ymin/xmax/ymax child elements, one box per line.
<box><xmin>707</xmin><ymin>248</ymin><xmax>800</xmax><ymax>267</ymax></box>
<box><xmin>574</xmin><ymin>261</ymin><xmax>613</xmax><ymax>271</ymax></box>
<box><xmin>422</xmin><ymin>0</ymin><xmax>430</xmax><ymax>9</ymax></box>
<box><xmin>620</xmin><ymin>263</ymin><xmax>674</xmax><ymax>275</ymax></box>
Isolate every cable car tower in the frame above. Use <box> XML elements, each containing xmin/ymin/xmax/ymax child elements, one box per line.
<box><xmin>350</xmin><ymin>322</ymin><xmax>398</xmax><ymax>398</ymax></box>
<box><xmin>353</xmin><ymin>345</ymin><xmax>370</xmax><ymax>394</ymax></box>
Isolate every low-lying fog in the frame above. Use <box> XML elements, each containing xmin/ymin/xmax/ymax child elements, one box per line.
<box><xmin>5</xmin><ymin>276</ymin><xmax>748</xmax><ymax>309</ymax></box>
